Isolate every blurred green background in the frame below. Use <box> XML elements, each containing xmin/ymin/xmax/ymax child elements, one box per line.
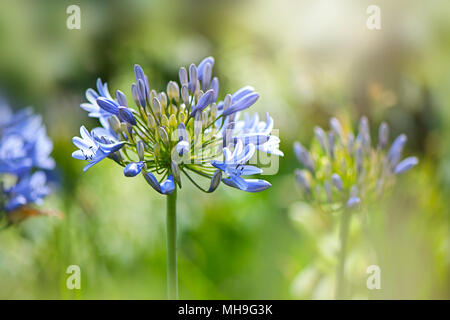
<box><xmin>0</xmin><ymin>0</ymin><xmax>449</xmax><ymax>299</ymax></box>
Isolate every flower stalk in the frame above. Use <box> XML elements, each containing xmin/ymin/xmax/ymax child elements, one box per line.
<box><xmin>166</xmin><ymin>187</ymin><xmax>178</xmax><ymax>300</ymax></box>
<box><xmin>335</xmin><ymin>207</ymin><xmax>351</xmax><ymax>299</ymax></box>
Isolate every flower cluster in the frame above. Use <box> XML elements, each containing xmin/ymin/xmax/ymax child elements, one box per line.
<box><xmin>0</xmin><ymin>100</ymin><xmax>55</xmax><ymax>220</ymax></box>
<box><xmin>294</xmin><ymin>116</ymin><xmax>418</xmax><ymax>210</ymax></box>
<box><xmin>73</xmin><ymin>57</ymin><xmax>283</xmax><ymax>194</ymax></box>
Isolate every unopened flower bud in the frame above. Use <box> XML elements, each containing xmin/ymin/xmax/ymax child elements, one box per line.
<box><xmin>178</xmin><ymin>110</ymin><xmax>186</xmax><ymax>123</ymax></box>
<box><xmin>136</xmin><ymin>140</ymin><xmax>145</xmax><ymax>161</ymax></box>
<box><xmin>378</xmin><ymin>122</ymin><xmax>389</xmax><ymax>150</ymax></box>
<box><xmin>139</xmin><ymin>106</ymin><xmax>147</xmax><ymax>122</ymax></box>
<box><xmin>161</xmin><ymin>114</ymin><xmax>170</xmax><ymax>129</ymax></box>
<box><xmin>154</xmin><ymin>142</ymin><xmax>161</xmax><ymax>157</ymax></box>
<box><xmin>181</xmin><ymin>85</ymin><xmax>190</xmax><ymax>107</ymax></box>
<box><xmin>201</xmin><ymin>62</ymin><xmax>212</xmax><ymax>91</ymax></box>
<box><xmin>210</xmin><ymin>103</ymin><xmax>217</xmax><ymax>120</ymax></box>
<box><xmin>179</xmin><ymin>67</ymin><xmax>188</xmax><ymax>86</ymax></box>
<box><xmin>159</xmin><ymin>92</ymin><xmax>167</xmax><ymax>113</ymax></box>
<box><xmin>189</xmin><ymin>63</ymin><xmax>198</xmax><ymax>93</ymax></box>
<box><xmin>331</xmin><ymin>173</ymin><xmax>343</xmax><ymax>191</ymax></box>
<box><xmin>108</xmin><ymin>115</ymin><xmax>121</xmax><ymax>133</ymax></box>
<box><xmin>120</xmin><ymin>122</ymin><xmax>128</xmax><ymax>133</ymax></box>
<box><xmin>223</xmin><ymin>94</ymin><xmax>232</xmax><ymax>111</ymax></box>
<box><xmin>169</xmin><ymin>114</ymin><xmax>177</xmax><ymax>128</ymax></box>
<box><xmin>116</xmin><ymin>90</ymin><xmax>128</xmax><ymax>107</ymax></box>
<box><xmin>158</xmin><ymin>127</ymin><xmax>169</xmax><ymax>146</ymax></box>
<box><xmin>167</xmin><ymin>81</ymin><xmax>180</xmax><ymax>103</ymax></box>
<box><xmin>152</xmin><ymin>97</ymin><xmax>161</xmax><ymax>118</ymax></box>
<box><xmin>131</xmin><ymin>83</ymin><xmax>140</xmax><ymax>107</ymax></box>
<box><xmin>208</xmin><ymin>170</ymin><xmax>222</xmax><ymax>192</ymax></box>
<box><xmin>194</xmin><ymin>112</ymin><xmax>203</xmax><ymax>143</ymax></box>
<box><xmin>147</xmin><ymin>113</ymin><xmax>156</xmax><ymax>130</ymax></box>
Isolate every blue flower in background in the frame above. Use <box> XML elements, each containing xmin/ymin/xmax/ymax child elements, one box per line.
<box><xmin>0</xmin><ymin>100</ymin><xmax>55</xmax><ymax>219</ymax></box>
<box><xmin>294</xmin><ymin>116</ymin><xmax>418</xmax><ymax>210</ymax></box>
<box><xmin>73</xmin><ymin>57</ymin><xmax>282</xmax><ymax>194</ymax></box>
<box><xmin>4</xmin><ymin>171</ymin><xmax>50</xmax><ymax>212</ymax></box>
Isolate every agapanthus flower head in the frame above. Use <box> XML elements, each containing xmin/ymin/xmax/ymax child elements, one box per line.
<box><xmin>0</xmin><ymin>99</ymin><xmax>55</xmax><ymax>222</ymax></box>
<box><xmin>294</xmin><ymin>116</ymin><xmax>418</xmax><ymax>210</ymax></box>
<box><xmin>73</xmin><ymin>57</ymin><xmax>283</xmax><ymax>194</ymax></box>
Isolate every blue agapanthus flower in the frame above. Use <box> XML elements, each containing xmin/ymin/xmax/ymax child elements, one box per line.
<box><xmin>294</xmin><ymin>116</ymin><xmax>418</xmax><ymax>210</ymax></box>
<box><xmin>73</xmin><ymin>57</ymin><xmax>283</xmax><ymax>194</ymax></box>
<box><xmin>0</xmin><ymin>100</ymin><xmax>55</xmax><ymax>219</ymax></box>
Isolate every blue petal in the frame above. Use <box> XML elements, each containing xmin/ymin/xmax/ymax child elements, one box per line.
<box><xmin>228</xmin><ymin>175</ymin><xmax>248</xmax><ymax>190</ymax></box>
<box><xmin>160</xmin><ymin>175</ymin><xmax>176</xmax><ymax>195</ymax></box>
<box><xmin>188</xmin><ymin>64</ymin><xmax>198</xmax><ymax>93</ymax></box>
<box><xmin>331</xmin><ymin>173</ymin><xmax>343</xmax><ymax>191</ymax></box>
<box><xmin>394</xmin><ymin>156</ymin><xmax>418</xmax><ymax>174</ymax></box>
<box><xmin>207</xmin><ymin>170</ymin><xmax>222</xmax><ymax>192</ymax></box>
<box><xmin>142</xmin><ymin>172</ymin><xmax>175</xmax><ymax>195</ymax></box>
<box><xmin>210</xmin><ymin>77</ymin><xmax>219</xmax><ymax>102</ymax></box>
<box><xmin>116</xmin><ymin>90</ymin><xmax>128</xmax><ymax>107</ymax></box>
<box><xmin>347</xmin><ymin>196</ymin><xmax>361</xmax><ymax>208</ymax></box>
<box><xmin>134</xmin><ymin>64</ymin><xmax>146</xmax><ymax>83</ymax></box>
<box><xmin>235</xmin><ymin>165</ymin><xmax>263</xmax><ymax>176</ymax></box>
<box><xmin>190</xmin><ymin>89</ymin><xmax>214</xmax><ymax>117</ymax></box>
<box><xmin>223</xmin><ymin>178</ymin><xmax>271</xmax><ymax>192</ymax></box>
<box><xmin>96</xmin><ymin>78</ymin><xmax>111</xmax><ymax>98</ymax></box>
<box><xmin>176</xmin><ymin>140</ymin><xmax>190</xmax><ymax>156</ymax></box>
<box><xmin>233</xmin><ymin>133</ymin><xmax>270</xmax><ymax>146</ymax></box>
<box><xmin>6</xmin><ymin>195</ymin><xmax>27</xmax><ymax>212</ymax></box>
<box><xmin>143</xmin><ymin>171</ymin><xmax>162</xmax><ymax>193</ymax></box>
<box><xmin>82</xmin><ymin>157</ymin><xmax>105</xmax><ymax>172</ymax></box>
<box><xmin>124</xmin><ymin>162</ymin><xmax>144</xmax><ymax>177</ymax></box>
<box><xmin>118</xmin><ymin>106</ymin><xmax>136</xmax><ymax>125</ymax></box>
<box><xmin>388</xmin><ymin>134</ymin><xmax>407</xmax><ymax>166</ymax></box>
<box><xmin>294</xmin><ymin>142</ymin><xmax>314</xmax><ymax>172</ymax></box>
<box><xmin>211</xmin><ymin>160</ymin><xmax>227</xmax><ymax>172</ymax></box>
<box><xmin>137</xmin><ymin>79</ymin><xmax>147</xmax><ymax>107</ymax></box>
<box><xmin>197</xmin><ymin>56</ymin><xmax>215</xmax><ymax>81</ymax></box>
<box><xmin>96</xmin><ymin>140</ymin><xmax>125</xmax><ymax>153</ymax></box>
<box><xmin>72</xmin><ymin>150</ymin><xmax>85</xmax><ymax>160</ymax></box>
<box><xmin>223</xmin><ymin>92</ymin><xmax>259</xmax><ymax>116</ymax></box>
<box><xmin>97</xmin><ymin>97</ymin><xmax>119</xmax><ymax>115</ymax></box>
<box><xmin>232</xmin><ymin>86</ymin><xmax>255</xmax><ymax>101</ymax></box>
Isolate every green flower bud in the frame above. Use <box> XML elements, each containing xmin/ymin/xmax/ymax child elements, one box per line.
<box><xmin>154</xmin><ymin>142</ymin><xmax>161</xmax><ymax>157</ymax></box>
<box><xmin>178</xmin><ymin>110</ymin><xmax>186</xmax><ymax>123</ymax></box>
<box><xmin>161</xmin><ymin>114</ymin><xmax>170</xmax><ymax>129</ymax></box>
<box><xmin>108</xmin><ymin>115</ymin><xmax>121</xmax><ymax>133</ymax></box>
<box><xmin>167</xmin><ymin>81</ymin><xmax>180</xmax><ymax>103</ymax></box>
<box><xmin>159</xmin><ymin>92</ymin><xmax>167</xmax><ymax>114</ymax></box>
<box><xmin>169</xmin><ymin>114</ymin><xmax>178</xmax><ymax>128</ymax></box>
<box><xmin>210</xmin><ymin>103</ymin><xmax>217</xmax><ymax>120</ymax></box>
<box><xmin>223</xmin><ymin>94</ymin><xmax>232</xmax><ymax>111</ymax></box>
<box><xmin>158</xmin><ymin>126</ymin><xmax>169</xmax><ymax>146</ymax></box>
<box><xmin>136</xmin><ymin>140</ymin><xmax>145</xmax><ymax>161</ymax></box>
<box><xmin>139</xmin><ymin>106</ymin><xmax>148</xmax><ymax>122</ymax></box>
<box><xmin>152</xmin><ymin>97</ymin><xmax>161</xmax><ymax>118</ymax></box>
<box><xmin>120</xmin><ymin>122</ymin><xmax>128</xmax><ymax>133</ymax></box>
<box><xmin>147</xmin><ymin>113</ymin><xmax>156</xmax><ymax>130</ymax></box>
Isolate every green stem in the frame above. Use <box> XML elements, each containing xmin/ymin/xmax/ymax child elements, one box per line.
<box><xmin>335</xmin><ymin>208</ymin><xmax>351</xmax><ymax>299</ymax></box>
<box><xmin>166</xmin><ymin>187</ymin><xmax>178</xmax><ymax>300</ymax></box>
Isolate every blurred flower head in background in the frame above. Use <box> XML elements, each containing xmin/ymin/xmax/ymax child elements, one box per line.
<box><xmin>294</xmin><ymin>116</ymin><xmax>418</xmax><ymax>211</ymax></box>
<box><xmin>0</xmin><ymin>99</ymin><xmax>55</xmax><ymax>224</ymax></box>
<box><xmin>73</xmin><ymin>57</ymin><xmax>283</xmax><ymax>194</ymax></box>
